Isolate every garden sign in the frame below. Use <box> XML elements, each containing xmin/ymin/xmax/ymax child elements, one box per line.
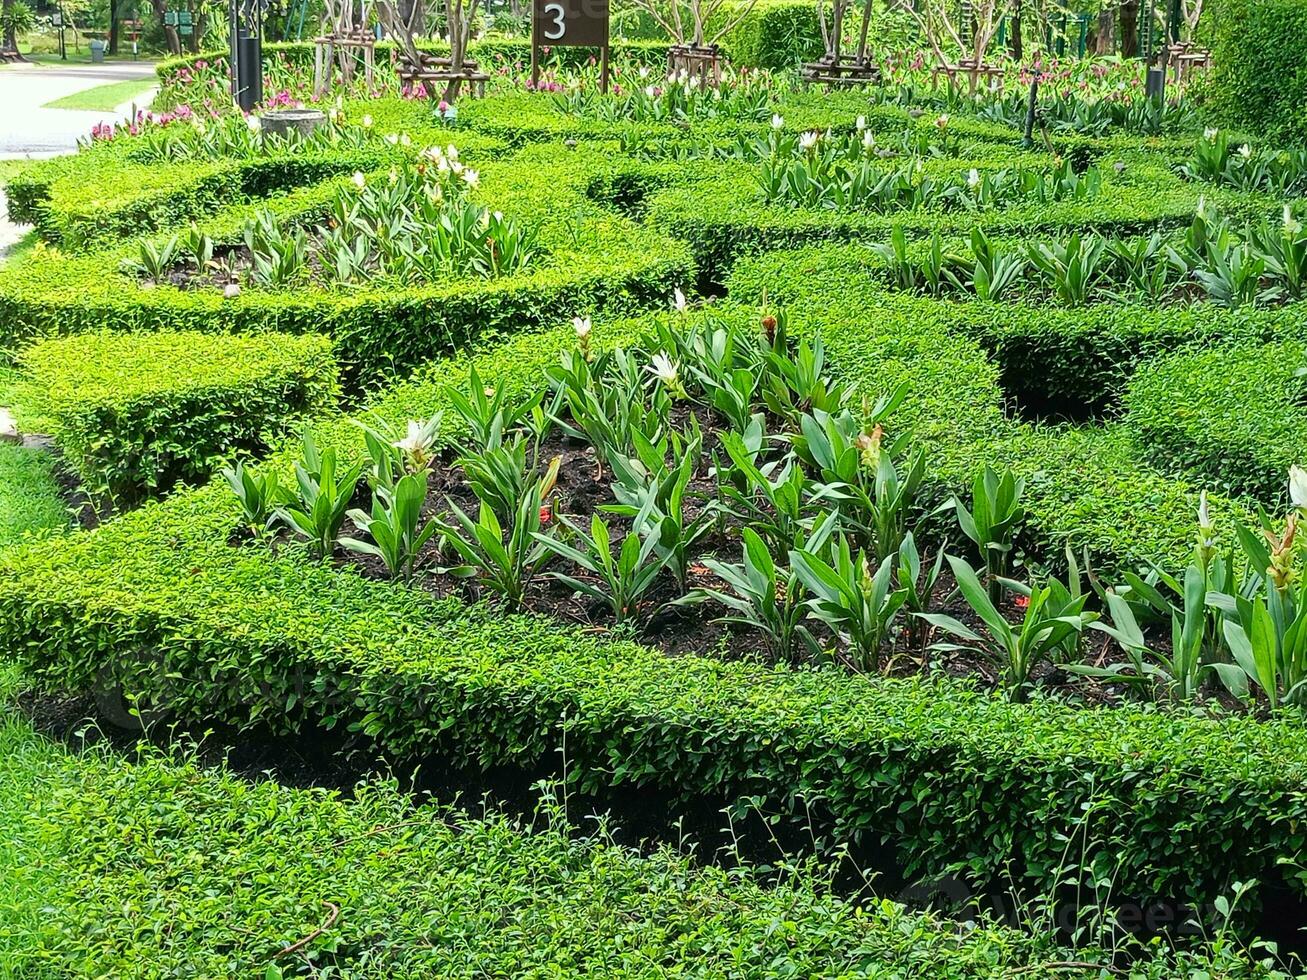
<box><xmin>531</xmin><ymin>0</ymin><xmax>610</xmax><ymax>93</ymax></box>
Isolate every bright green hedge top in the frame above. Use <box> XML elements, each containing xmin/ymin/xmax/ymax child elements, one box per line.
<box><xmin>7</xmin><ymin>715</ymin><xmax>1283</xmax><ymax>977</ymax></box>
<box><xmin>1125</xmin><ymin>340</ymin><xmax>1307</xmax><ymax>501</ymax></box>
<box><xmin>20</xmin><ymin>330</ymin><xmax>339</xmax><ymax>413</ymax></box>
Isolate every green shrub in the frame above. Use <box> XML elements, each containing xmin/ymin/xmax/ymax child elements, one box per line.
<box><xmin>720</xmin><ymin>0</ymin><xmax>822</xmax><ymax>70</ymax></box>
<box><xmin>1</xmin><ymin>315</ymin><xmax>1303</xmax><ymax>930</ymax></box>
<box><xmin>1125</xmin><ymin>341</ymin><xmax>1307</xmax><ymax>501</ymax></box>
<box><xmin>3</xmin><ymin>720</ymin><xmax>1280</xmax><ymax>977</ymax></box>
<box><xmin>1207</xmin><ymin>0</ymin><xmax>1307</xmax><ymax>146</ymax></box>
<box><xmin>19</xmin><ymin>330</ymin><xmax>340</xmax><ymax>506</ymax></box>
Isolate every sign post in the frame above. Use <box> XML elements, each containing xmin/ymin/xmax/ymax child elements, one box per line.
<box><xmin>531</xmin><ymin>0</ymin><xmax>610</xmax><ymax>94</ymax></box>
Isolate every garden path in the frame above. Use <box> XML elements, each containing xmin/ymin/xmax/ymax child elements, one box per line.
<box><xmin>0</xmin><ymin>61</ymin><xmax>157</xmax><ymax>156</ymax></box>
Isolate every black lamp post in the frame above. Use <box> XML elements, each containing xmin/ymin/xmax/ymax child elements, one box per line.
<box><xmin>230</xmin><ymin>0</ymin><xmax>264</xmax><ymax>112</ymax></box>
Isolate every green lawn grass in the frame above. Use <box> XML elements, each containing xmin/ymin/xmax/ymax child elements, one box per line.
<box><xmin>43</xmin><ymin>78</ymin><xmax>156</xmax><ymax>112</ymax></box>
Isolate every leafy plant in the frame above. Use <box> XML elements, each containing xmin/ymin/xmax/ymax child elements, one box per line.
<box><xmin>536</xmin><ymin>513</ymin><xmax>671</xmax><ymax>625</ymax></box>
<box><xmin>277</xmin><ymin>436</ymin><xmax>366</xmax><ymax>559</ymax></box>
<box><xmin>341</xmin><ymin>470</ymin><xmax>439</xmax><ymax>580</ymax></box>
<box><xmin>921</xmin><ymin>556</ymin><xmax>1096</xmax><ymax>702</ymax></box>
<box><xmin>789</xmin><ymin>533</ymin><xmax>906</xmax><ymax>672</ymax></box>
<box><xmin>953</xmin><ymin>465</ymin><xmax>1025</xmax><ymax>603</ymax></box>
<box><xmin>221</xmin><ymin>459</ymin><xmax>288</xmax><ymax>538</ymax></box>
<box><xmin>437</xmin><ymin>457</ymin><xmax>561</xmax><ymax>610</ymax></box>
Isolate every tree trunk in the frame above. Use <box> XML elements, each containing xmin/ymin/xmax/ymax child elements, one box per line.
<box><xmin>1008</xmin><ymin>0</ymin><xmax>1022</xmax><ymax>60</ymax></box>
<box><xmin>1093</xmin><ymin>8</ymin><xmax>1112</xmax><ymax>54</ymax></box>
<box><xmin>1120</xmin><ymin>0</ymin><xmax>1139</xmax><ymax>58</ymax></box>
<box><xmin>1</xmin><ymin>0</ymin><xmax>22</xmax><ymax>58</ymax></box>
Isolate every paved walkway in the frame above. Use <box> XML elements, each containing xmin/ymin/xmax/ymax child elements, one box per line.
<box><xmin>0</xmin><ymin>60</ymin><xmax>158</xmax><ymax>258</ymax></box>
<box><xmin>0</xmin><ymin>61</ymin><xmax>157</xmax><ymax>157</ymax></box>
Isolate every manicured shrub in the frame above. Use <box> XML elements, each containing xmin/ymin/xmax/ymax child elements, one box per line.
<box><xmin>1206</xmin><ymin>0</ymin><xmax>1307</xmax><ymax>146</ymax></box>
<box><xmin>2</xmin><ymin>721</ymin><xmax>1272</xmax><ymax>977</ymax></box>
<box><xmin>1125</xmin><ymin>341</ymin><xmax>1307</xmax><ymax>502</ymax></box>
<box><xmin>720</xmin><ymin>0</ymin><xmax>823</xmax><ymax>70</ymax></box>
<box><xmin>19</xmin><ymin>330</ymin><xmax>340</xmax><ymax>506</ymax></box>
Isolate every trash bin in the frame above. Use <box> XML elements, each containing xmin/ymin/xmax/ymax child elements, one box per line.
<box><xmin>89</xmin><ymin>39</ymin><xmax>106</xmax><ymax>63</ymax></box>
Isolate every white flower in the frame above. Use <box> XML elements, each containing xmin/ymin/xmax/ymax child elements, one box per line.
<box><xmin>400</xmin><ymin>133</ymin><xmax>412</xmax><ymax>147</ymax></box>
<box><xmin>1285</xmin><ymin>204</ymin><xmax>1303</xmax><ymax>236</ymax></box>
<box><xmin>644</xmin><ymin>85</ymin><xmax>656</xmax><ymax>98</ymax></box>
<box><xmin>1197</xmin><ymin>194</ymin><xmax>1206</xmax><ymax>214</ymax></box>
<box><xmin>1238</xmin><ymin>144</ymin><xmax>1252</xmax><ymax>159</ymax></box>
<box><xmin>572</xmin><ymin>316</ymin><xmax>592</xmax><ymax>339</ymax></box>
<box><xmin>1197</xmin><ymin>489</ymin><xmax>1211</xmax><ymax>529</ymax></box>
<box><xmin>771</xmin><ymin>113</ymin><xmax>784</xmax><ymax>130</ymax></box>
<box><xmin>1203</xmin><ymin>127</ymin><xmax>1218</xmax><ymax>141</ymax></box>
<box><xmin>492</xmin><ymin>210</ymin><xmax>503</xmax><ymax>222</ymax></box>
<box><xmin>649</xmin><ymin>352</ymin><xmax>679</xmax><ymax>385</ymax></box>
<box><xmin>862</xmin><ymin>129</ymin><xmax>876</xmax><ymax>149</ymax></box>
<box><xmin>361</xmin><ymin>114</ymin><xmax>373</xmax><ymax>128</ymax></box>
<box><xmin>687</xmin><ymin>74</ymin><xmax>700</xmax><ymax>90</ymax></box>
<box><xmin>388</xmin><ymin>168</ymin><xmax>398</xmax><ymax>183</ymax></box>
<box><xmin>393</xmin><ymin>420</ymin><xmax>432</xmax><ymax>457</ymax></box>
<box><xmin>246</xmin><ymin>114</ymin><xmax>261</xmax><ymax>131</ymax></box>
<box><xmin>351</xmin><ymin>171</ymin><xmax>366</xmax><ymax>189</ymax></box>
<box><xmin>855</xmin><ymin>115</ymin><xmax>867</xmax><ymax>132</ymax></box>
<box><xmin>967</xmin><ymin>168</ymin><xmax>981</xmax><ymax>189</ymax></box>
<box><xmin>223</xmin><ymin>282</ymin><xmax>241</xmax><ymax>299</ymax></box>
<box><xmin>799</xmin><ymin>130</ymin><xmax>819</xmax><ymax>151</ymax></box>
<box><xmin>1291</xmin><ymin>465</ymin><xmax>1307</xmax><ymax>511</ymax></box>
<box><xmin>673</xmin><ymin>288</ymin><xmax>687</xmax><ymax>312</ymax></box>
<box><xmin>385</xmin><ymin>133</ymin><xmax>399</xmax><ymax>144</ymax></box>
<box><xmin>639</xmin><ymin>65</ymin><xmax>650</xmax><ymax>79</ymax></box>
<box><xmin>422</xmin><ymin>145</ymin><xmax>445</xmax><ymax>162</ymax></box>
<box><xmin>461</xmin><ymin>168</ymin><xmax>479</xmax><ymax>187</ymax></box>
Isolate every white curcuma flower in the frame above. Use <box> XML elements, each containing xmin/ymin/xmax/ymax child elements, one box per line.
<box><xmin>223</xmin><ymin>282</ymin><xmax>241</xmax><ymax>299</ymax></box>
<box><xmin>1291</xmin><ymin>465</ymin><xmax>1307</xmax><ymax>511</ymax></box>
<box><xmin>394</xmin><ymin>420</ymin><xmax>431</xmax><ymax>456</ymax></box>
<box><xmin>385</xmin><ymin>133</ymin><xmax>400</xmax><ymax>144</ymax></box>
<box><xmin>246</xmin><ymin>114</ymin><xmax>261</xmax><ymax>131</ymax></box>
<box><xmin>1285</xmin><ymin>204</ymin><xmax>1303</xmax><ymax>236</ymax></box>
<box><xmin>461</xmin><ymin>168</ymin><xmax>479</xmax><ymax>187</ymax></box>
<box><xmin>967</xmin><ymin>168</ymin><xmax>981</xmax><ymax>189</ymax></box>
<box><xmin>673</xmin><ymin>287</ymin><xmax>687</xmax><ymax>312</ymax></box>
<box><xmin>572</xmin><ymin>316</ymin><xmax>592</xmax><ymax>339</ymax></box>
<box><xmin>799</xmin><ymin>130</ymin><xmax>819</xmax><ymax>150</ymax></box>
<box><xmin>421</xmin><ymin>145</ymin><xmax>445</xmax><ymax>162</ymax></box>
<box><xmin>649</xmin><ymin>352</ymin><xmax>679</xmax><ymax>385</ymax></box>
<box><xmin>639</xmin><ymin>65</ymin><xmax>650</xmax><ymax>79</ymax></box>
<box><xmin>644</xmin><ymin>85</ymin><xmax>656</xmax><ymax>98</ymax></box>
<box><xmin>446</xmin><ymin>144</ymin><xmax>459</xmax><ymax>161</ymax></box>
<box><xmin>1204</xmin><ymin>127</ymin><xmax>1219</xmax><ymax>141</ymax></box>
<box><xmin>771</xmin><ymin>113</ymin><xmax>784</xmax><ymax>130</ymax></box>
<box><xmin>400</xmin><ymin>133</ymin><xmax>412</xmax><ymax>147</ymax></box>
<box><xmin>855</xmin><ymin>115</ymin><xmax>867</xmax><ymax>132</ymax></box>
<box><xmin>1198</xmin><ymin>489</ymin><xmax>1212</xmax><ymax>530</ymax></box>
<box><xmin>361</xmin><ymin>114</ymin><xmax>373</xmax><ymax>128</ymax></box>
<box><xmin>351</xmin><ymin>171</ymin><xmax>366</xmax><ymax>189</ymax></box>
<box><xmin>1238</xmin><ymin>144</ymin><xmax>1252</xmax><ymax>159</ymax></box>
<box><xmin>862</xmin><ymin>129</ymin><xmax>876</xmax><ymax>149</ymax></box>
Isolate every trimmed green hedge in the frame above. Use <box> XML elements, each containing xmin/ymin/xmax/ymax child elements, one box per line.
<box><xmin>0</xmin><ymin>145</ymin><xmax>695</xmax><ymax>389</ymax></box>
<box><xmin>5</xmin><ymin>719</ymin><xmax>1281</xmax><ymax>977</ymax></box>
<box><xmin>19</xmin><ymin>330</ymin><xmax>340</xmax><ymax>506</ymax></box>
<box><xmin>1125</xmin><ymin>341</ymin><xmax>1307</xmax><ymax>501</ymax></box>
<box><xmin>2</xmin><ymin>311</ymin><xmax>1304</xmax><ymax>931</ymax></box>
<box><xmin>1207</xmin><ymin>0</ymin><xmax>1307</xmax><ymax>146</ymax></box>
<box><xmin>721</xmin><ymin>0</ymin><xmax>823</xmax><ymax>70</ymax></box>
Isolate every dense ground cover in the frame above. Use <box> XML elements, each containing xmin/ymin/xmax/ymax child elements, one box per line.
<box><xmin>3</xmin><ymin>42</ymin><xmax>1307</xmax><ymax>974</ymax></box>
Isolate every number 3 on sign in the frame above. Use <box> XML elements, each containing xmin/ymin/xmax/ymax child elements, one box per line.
<box><xmin>542</xmin><ymin>2</ymin><xmax>566</xmax><ymax>38</ymax></box>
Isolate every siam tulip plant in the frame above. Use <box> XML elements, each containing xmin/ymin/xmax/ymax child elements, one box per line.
<box><xmin>277</xmin><ymin>435</ymin><xmax>367</xmax><ymax>560</ymax></box>
<box><xmin>446</xmin><ymin>364</ymin><xmax>544</xmax><ymax>451</ymax></box>
<box><xmin>221</xmin><ymin>460</ymin><xmax>289</xmax><ymax>539</ymax></box>
<box><xmin>896</xmin><ymin>531</ymin><xmax>946</xmax><ymax>650</ymax></box>
<box><xmin>341</xmin><ymin>470</ymin><xmax>439</xmax><ymax>581</ymax></box>
<box><xmin>535</xmin><ymin>514</ymin><xmax>672</xmax><ymax>626</ymax></box>
<box><xmin>953</xmin><ymin>464</ymin><xmax>1025</xmax><ymax>604</ymax></box>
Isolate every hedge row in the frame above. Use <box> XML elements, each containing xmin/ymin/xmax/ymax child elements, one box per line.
<box><xmin>6</xmin><ymin>717</ymin><xmax>1285</xmax><ymax>978</ymax></box>
<box><xmin>1206</xmin><ymin>0</ymin><xmax>1307</xmax><ymax>146</ymax></box>
<box><xmin>3</xmin><ymin>309</ymin><xmax>1306</xmax><ymax>930</ymax></box>
<box><xmin>1124</xmin><ymin>341</ymin><xmax>1307</xmax><ymax>502</ymax></box>
<box><xmin>0</xmin><ymin>145</ymin><xmax>695</xmax><ymax>389</ymax></box>
<box><xmin>18</xmin><ymin>330</ymin><xmax>340</xmax><ymax>506</ymax></box>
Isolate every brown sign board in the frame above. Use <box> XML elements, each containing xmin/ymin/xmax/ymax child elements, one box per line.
<box><xmin>532</xmin><ymin>0</ymin><xmax>609</xmax><ymax>48</ymax></box>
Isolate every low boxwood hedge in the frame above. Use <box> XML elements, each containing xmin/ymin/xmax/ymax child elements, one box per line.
<box><xmin>6</xmin><ymin>717</ymin><xmax>1279</xmax><ymax>977</ymax></box>
<box><xmin>2</xmin><ymin>311</ymin><xmax>1304</xmax><ymax>932</ymax></box>
<box><xmin>18</xmin><ymin>330</ymin><xmax>340</xmax><ymax>506</ymax></box>
<box><xmin>1125</xmin><ymin>341</ymin><xmax>1307</xmax><ymax>501</ymax></box>
<box><xmin>0</xmin><ymin>145</ymin><xmax>695</xmax><ymax>390</ymax></box>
